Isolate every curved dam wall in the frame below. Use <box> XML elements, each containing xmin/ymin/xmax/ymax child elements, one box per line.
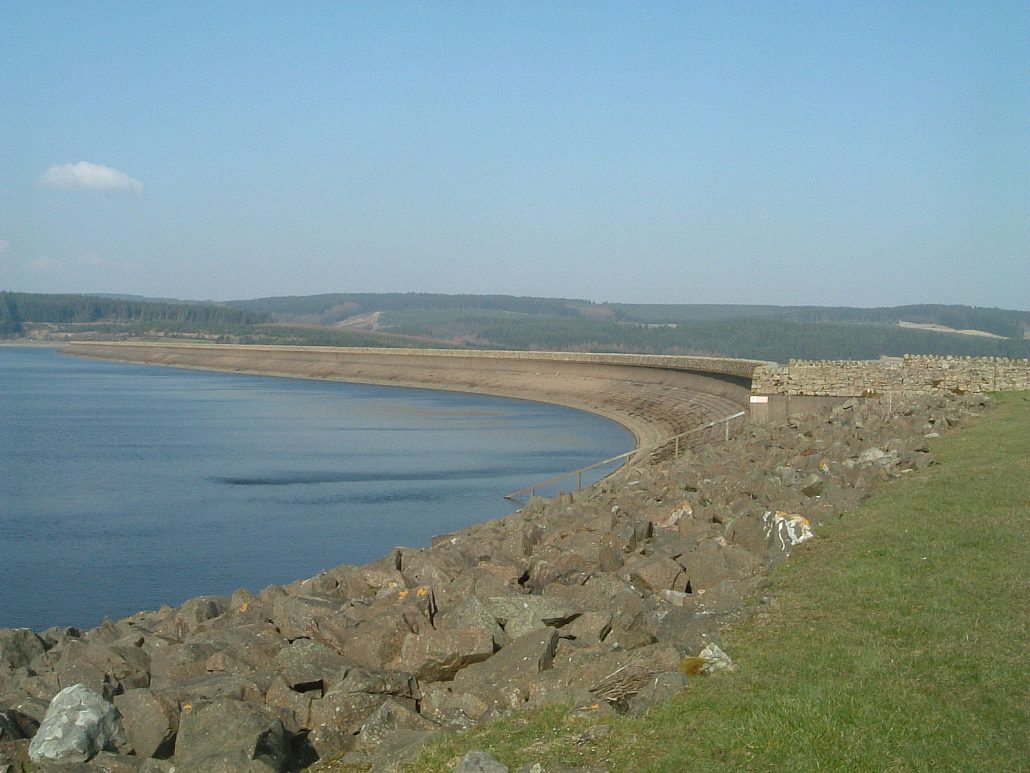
<box><xmin>62</xmin><ymin>342</ymin><xmax>761</xmax><ymax>454</ymax></box>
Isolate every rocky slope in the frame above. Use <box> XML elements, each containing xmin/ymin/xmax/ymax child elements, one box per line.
<box><xmin>0</xmin><ymin>392</ymin><xmax>992</xmax><ymax>772</ymax></box>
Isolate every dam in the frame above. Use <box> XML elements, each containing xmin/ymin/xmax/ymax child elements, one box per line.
<box><xmin>63</xmin><ymin>342</ymin><xmax>768</xmax><ymax>455</ymax></box>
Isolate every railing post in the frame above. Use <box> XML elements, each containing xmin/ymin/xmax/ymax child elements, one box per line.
<box><xmin>725</xmin><ymin>418</ymin><xmax>730</xmax><ymax>441</ymax></box>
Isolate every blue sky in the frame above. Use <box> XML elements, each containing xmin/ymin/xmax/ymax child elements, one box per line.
<box><xmin>1</xmin><ymin>2</ymin><xmax>1027</xmax><ymax>308</ymax></box>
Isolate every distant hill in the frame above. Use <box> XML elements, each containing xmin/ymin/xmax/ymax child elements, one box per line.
<box><xmin>5</xmin><ymin>290</ymin><xmax>1028</xmax><ymax>362</ymax></box>
<box><xmin>225</xmin><ymin>293</ymin><xmax>1030</xmax><ymax>360</ymax></box>
<box><xmin>611</xmin><ymin>303</ymin><xmax>1029</xmax><ymax>339</ymax></box>
<box><xmin>226</xmin><ymin>293</ymin><xmax>589</xmax><ymax>324</ymax></box>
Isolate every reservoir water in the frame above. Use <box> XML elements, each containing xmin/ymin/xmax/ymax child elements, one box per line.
<box><xmin>0</xmin><ymin>347</ymin><xmax>633</xmax><ymax>631</ymax></box>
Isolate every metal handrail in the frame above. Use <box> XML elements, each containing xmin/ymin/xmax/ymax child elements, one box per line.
<box><xmin>503</xmin><ymin>410</ymin><xmax>746</xmax><ymax>500</ymax></box>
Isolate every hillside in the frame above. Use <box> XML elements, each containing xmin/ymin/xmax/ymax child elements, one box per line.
<box><xmin>229</xmin><ymin>294</ymin><xmax>1030</xmax><ymax>360</ymax></box>
<box><xmin>5</xmin><ymin>291</ymin><xmax>1029</xmax><ymax>362</ymax></box>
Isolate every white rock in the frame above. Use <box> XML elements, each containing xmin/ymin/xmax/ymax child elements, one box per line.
<box><xmin>858</xmin><ymin>447</ymin><xmax>887</xmax><ymax>464</ymax></box>
<box><xmin>698</xmin><ymin>643</ymin><xmax>737</xmax><ymax>674</ymax></box>
<box><xmin>28</xmin><ymin>684</ymin><xmax>126</xmax><ymax>764</ymax></box>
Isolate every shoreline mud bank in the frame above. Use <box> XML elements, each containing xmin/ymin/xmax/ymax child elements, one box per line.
<box><xmin>0</xmin><ymin>365</ymin><xmax>994</xmax><ymax>770</ymax></box>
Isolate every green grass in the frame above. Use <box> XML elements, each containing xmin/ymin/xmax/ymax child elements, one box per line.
<box><xmin>406</xmin><ymin>392</ymin><xmax>1030</xmax><ymax>772</ymax></box>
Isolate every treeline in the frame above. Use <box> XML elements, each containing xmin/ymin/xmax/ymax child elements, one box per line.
<box><xmin>612</xmin><ymin>303</ymin><xmax>1029</xmax><ymax>339</ymax></box>
<box><xmin>229</xmin><ymin>293</ymin><xmax>1029</xmax><ymax>341</ymax></box>
<box><xmin>227</xmin><ymin>293</ymin><xmax>587</xmax><ymax>323</ymax></box>
<box><xmin>382</xmin><ymin>311</ymin><xmax>1030</xmax><ymax>362</ymax></box>
<box><xmin>0</xmin><ymin>292</ymin><xmax>270</xmax><ymax>335</ymax></box>
<box><xmin>4</xmin><ymin>290</ymin><xmax>1027</xmax><ymax>361</ymax></box>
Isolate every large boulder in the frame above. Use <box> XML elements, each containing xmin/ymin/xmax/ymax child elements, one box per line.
<box><xmin>392</xmin><ymin>626</ymin><xmax>494</xmax><ymax>682</ymax></box>
<box><xmin>148</xmin><ymin>642</ymin><xmax>219</xmax><ymax>689</ymax></box>
<box><xmin>354</xmin><ymin>697</ymin><xmax>436</xmax><ymax>752</ymax></box>
<box><xmin>482</xmin><ymin>597</ymin><xmax>581</xmax><ymax>640</ymax></box>
<box><xmin>113</xmin><ymin>687</ymin><xmax>179</xmax><ymax>759</ymax></box>
<box><xmin>28</xmin><ymin>683</ymin><xmax>128</xmax><ymax>764</ymax></box>
<box><xmin>451</xmin><ymin>628</ymin><xmax>559</xmax><ymax>708</ymax></box>
<box><xmin>172</xmin><ymin>698</ymin><xmax>290</xmax><ymax>773</ymax></box>
<box><xmin>160</xmin><ymin>596</ymin><xmax>230</xmax><ymax>639</ymax></box>
<box><xmin>56</xmin><ymin>639</ymin><xmax>151</xmax><ymax>697</ymax></box>
<box><xmin>306</xmin><ymin>667</ymin><xmax>419</xmax><ymax>760</ymax></box>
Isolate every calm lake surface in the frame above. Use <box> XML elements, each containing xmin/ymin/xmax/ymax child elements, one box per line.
<box><xmin>0</xmin><ymin>347</ymin><xmax>633</xmax><ymax>630</ymax></box>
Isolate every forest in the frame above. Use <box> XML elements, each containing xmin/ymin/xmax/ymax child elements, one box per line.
<box><xmin>0</xmin><ymin>292</ymin><xmax>268</xmax><ymax>336</ymax></box>
<box><xmin>3</xmin><ymin>291</ymin><xmax>1028</xmax><ymax>362</ymax></box>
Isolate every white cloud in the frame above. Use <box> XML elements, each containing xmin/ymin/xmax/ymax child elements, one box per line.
<box><xmin>40</xmin><ymin>161</ymin><xmax>144</xmax><ymax>194</ymax></box>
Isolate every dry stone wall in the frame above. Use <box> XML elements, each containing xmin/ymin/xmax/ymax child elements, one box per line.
<box><xmin>752</xmin><ymin>355</ymin><xmax>1030</xmax><ymax>397</ymax></box>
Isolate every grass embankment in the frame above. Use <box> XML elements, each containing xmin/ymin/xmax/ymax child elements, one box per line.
<box><xmin>409</xmin><ymin>392</ymin><xmax>1030</xmax><ymax>772</ymax></box>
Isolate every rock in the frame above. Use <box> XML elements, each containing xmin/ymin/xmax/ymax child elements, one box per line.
<box><xmin>0</xmin><ymin>710</ymin><xmax>22</xmax><ymax>741</ymax></box>
<box><xmin>306</xmin><ymin>667</ymin><xmax>419</xmax><ymax>760</ymax></box>
<box><xmin>272</xmin><ymin>638</ymin><xmax>350</xmax><ymax>693</ymax></box>
<box><xmin>1</xmin><ymin>695</ymin><xmax>48</xmax><ymax>738</ymax></box>
<box><xmin>113</xmin><ymin>688</ymin><xmax>178</xmax><ymax>759</ymax></box>
<box><xmin>0</xmin><ymin>738</ymin><xmax>31</xmax><ymax>773</ymax></box>
<box><xmin>483</xmin><ymin>597</ymin><xmax>581</xmax><ymax>640</ymax></box>
<box><xmin>455</xmin><ymin>750</ymin><xmax>509</xmax><ymax>772</ymax></box>
<box><xmin>165</xmin><ymin>672</ymin><xmax>267</xmax><ymax>707</ymax></box>
<box><xmin>857</xmin><ymin>447</ymin><xmax>887</xmax><ymax>464</ymax></box>
<box><xmin>367</xmin><ymin>728</ymin><xmax>435</xmax><ymax>772</ymax></box>
<box><xmin>799</xmin><ymin>474</ymin><xmax>824</xmax><ymax>497</ymax></box>
<box><xmin>436</xmin><ymin>597</ymin><xmax>508</xmax><ymax>648</ymax></box>
<box><xmin>188</xmin><ymin>624</ymin><xmax>286</xmax><ymax>673</ymax></box>
<box><xmin>149</xmin><ymin>643</ymin><xmax>219</xmax><ymax>689</ymax></box>
<box><xmin>173</xmin><ymin>698</ymin><xmax>290</xmax><ymax>773</ymax></box>
<box><xmin>80</xmin><ymin>750</ymin><xmax>145</xmax><ymax>772</ymax></box>
<box><xmin>420</xmin><ymin>685</ymin><xmax>492</xmax><ymax>729</ymax></box>
<box><xmin>56</xmin><ymin>639</ymin><xmax>151</xmax><ymax>697</ymax></box>
<box><xmin>263</xmin><ymin>676</ymin><xmax>313</xmax><ymax>734</ymax></box>
<box><xmin>398</xmin><ymin>546</ymin><xmax>472</xmax><ymax>587</ymax></box>
<box><xmin>271</xmin><ymin>594</ymin><xmax>340</xmax><ymax>641</ymax></box>
<box><xmin>763</xmin><ymin>511</ymin><xmax>814</xmax><ymax>552</ymax></box>
<box><xmin>452</xmin><ymin>628</ymin><xmax>558</xmax><ymax>708</ymax></box>
<box><xmin>654</xmin><ymin>501</ymin><xmax>692</xmax><ymax>529</ymax></box>
<box><xmin>319</xmin><ymin>613</ymin><xmax>413</xmax><ymax>670</ymax></box>
<box><xmin>0</xmin><ymin>630</ymin><xmax>47</xmax><ymax>670</ymax></box>
<box><xmin>170</xmin><ymin>596</ymin><xmax>230</xmax><ymax>637</ymax></box>
<box><xmin>393</xmin><ymin>627</ymin><xmax>494</xmax><ymax>682</ymax></box>
<box><xmin>698</xmin><ymin>643</ymin><xmax>736</xmax><ymax>673</ymax></box>
<box><xmin>355</xmin><ymin>697</ymin><xmax>436</xmax><ymax>752</ymax></box>
<box><xmin>28</xmin><ymin>683</ymin><xmax>128</xmax><ymax>764</ymax></box>
<box><xmin>625</xmin><ymin>556</ymin><xmax>686</xmax><ymax>593</ymax></box>
<box><xmin>678</xmin><ymin>540</ymin><xmax>734</xmax><ymax>592</ymax></box>
<box><xmin>559</xmin><ymin>611</ymin><xmax>613</xmax><ymax>644</ymax></box>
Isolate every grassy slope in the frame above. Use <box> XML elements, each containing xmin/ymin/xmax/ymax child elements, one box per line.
<box><xmin>409</xmin><ymin>392</ymin><xmax>1030</xmax><ymax>772</ymax></box>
